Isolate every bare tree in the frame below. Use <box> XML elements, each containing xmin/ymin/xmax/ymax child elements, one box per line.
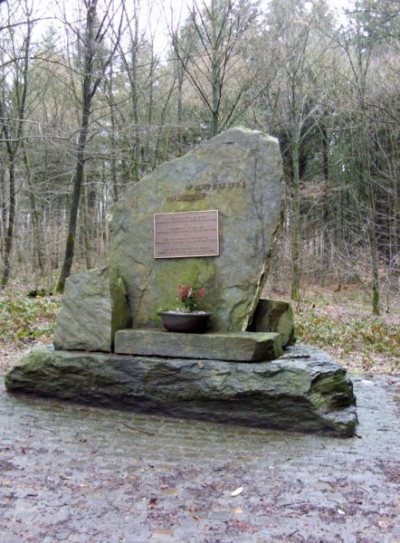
<box><xmin>56</xmin><ymin>0</ymin><xmax>122</xmax><ymax>292</ymax></box>
<box><xmin>334</xmin><ymin>0</ymin><xmax>383</xmax><ymax>313</ymax></box>
<box><xmin>261</xmin><ymin>0</ymin><xmax>335</xmax><ymax>301</ymax></box>
<box><xmin>0</xmin><ymin>0</ymin><xmax>32</xmax><ymax>287</ymax></box>
<box><xmin>171</xmin><ymin>0</ymin><xmax>258</xmax><ymax>137</ymax></box>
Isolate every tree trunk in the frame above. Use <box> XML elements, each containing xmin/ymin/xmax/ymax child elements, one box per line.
<box><xmin>108</xmin><ymin>68</ymin><xmax>119</xmax><ymax>202</ymax></box>
<box><xmin>367</xmin><ymin>180</ymin><xmax>380</xmax><ymax>315</ymax></box>
<box><xmin>321</xmin><ymin>123</ymin><xmax>330</xmax><ymax>278</ymax></box>
<box><xmin>389</xmin><ymin>161</ymin><xmax>399</xmax><ymax>293</ymax></box>
<box><xmin>177</xmin><ymin>71</ymin><xmax>184</xmax><ymax>155</ymax></box>
<box><xmin>56</xmin><ymin>1</ymin><xmax>97</xmax><ymax>292</ymax></box>
<box><xmin>22</xmin><ymin>144</ymin><xmax>44</xmax><ymax>278</ymax></box>
<box><xmin>1</xmin><ymin>151</ymin><xmax>16</xmax><ymax>287</ymax></box>
<box><xmin>56</xmin><ymin>103</ymin><xmax>91</xmax><ymax>292</ymax></box>
<box><xmin>0</xmin><ymin>12</ymin><xmax>31</xmax><ymax>287</ymax></box>
<box><xmin>291</xmin><ymin>135</ymin><xmax>301</xmax><ymax>301</ymax></box>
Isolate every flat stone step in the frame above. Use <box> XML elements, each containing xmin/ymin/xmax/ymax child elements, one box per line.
<box><xmin>114</xmin><ymin>329</ymin><xmax>283</xmax><ymax>362</ymax></box>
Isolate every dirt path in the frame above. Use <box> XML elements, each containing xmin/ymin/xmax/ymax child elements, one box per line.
<box><xmin>1</xmin><ymin>357</ymin><xmax>399</xmax><ymax>543</ymax></box>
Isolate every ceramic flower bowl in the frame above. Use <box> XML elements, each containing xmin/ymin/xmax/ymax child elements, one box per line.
<box><xmin>158</xmin><ymin>311</ymin><xmax>211</xmax><ymax>333</ymax></box>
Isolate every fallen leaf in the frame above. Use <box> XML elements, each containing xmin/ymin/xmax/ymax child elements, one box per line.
<box><xmin>231</xmin><ymin>486</ymin><xmax>244</xmax><ymax>497</ymax></box>
<box><xmin>152</xmin><ymin>528</ymin><xmax>173</xmax><ymax>536</ymax></box>
<box><xmin>148</xmin><ymin>497</ymin><xmax>158</xmax><ymax>509</ymax></box>
<box><xmin>160</xmin><ymin>487</ymin><xmax>178</xmax><ymax>497</ymax></box>
<box><xmin>228</xmin><ymin>520</ymin><xmax>257</xmax><ymax>533</ymax></box>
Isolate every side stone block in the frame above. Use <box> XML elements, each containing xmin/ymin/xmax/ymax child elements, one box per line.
<box><xmin>53</xmin><ymin>267</ymin><xmax>130</xmax><ymax>353</ymax></box>
<box><xmin>115</xmin><ymin>330</ymin><xmax>282</xmax><ymax>361</ymax></box>
<box><xmin>5</xmin><ymin>344</ymin><xmax>357</xmax><ymax>437</ymax></box>
<box><xmin>249</xmin><ymin>299</ymin><xmax>295</xmax><ymax>346</ymax></box>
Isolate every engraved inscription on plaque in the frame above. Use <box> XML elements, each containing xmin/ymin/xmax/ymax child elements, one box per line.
<box><xmin>154</xmin><ymin>210</ymin><xmax>219</xmax><ymax>259</ymax></box>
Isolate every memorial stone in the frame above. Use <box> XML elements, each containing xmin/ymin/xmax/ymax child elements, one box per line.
<box><xmin>109</xmin><ymin>127</ymin><xmax>284</xmax><ymax>332</ymax></box>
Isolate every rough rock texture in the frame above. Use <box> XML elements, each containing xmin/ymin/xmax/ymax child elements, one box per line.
<box><xmin>249</xmin><ymin>299</ymin><xmax>295</xmax><ymax>346</ymax></box>
<box><xmin>114</xmin><ymin>330</ymin><xmax>282</xmax><ymax>361</ymax></box>
<box><xmin>53</xmin><ymin>267</ymin><xmax>130</xmax><ymax>352</ymax></box>
<box><xmin>5</xmin><ymin>344</ymin><xmax>357</xmax><ymax>437</ymax></box>
<box><xmin>109</xmin><ymin>127</ymin><xmax>284</xmax><ymax>332</ymax></box>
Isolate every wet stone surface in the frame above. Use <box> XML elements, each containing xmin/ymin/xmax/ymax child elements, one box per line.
<box><xmin>0</xmin><ymin>373</ymin><xmax>399</xmax><ymax>543</ymax></box>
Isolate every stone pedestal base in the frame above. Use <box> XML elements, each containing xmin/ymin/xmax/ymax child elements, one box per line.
<box><xmin>5</xmin><ymin>344</ymin><xmax>357</xmax><ymax>437</ymax></box>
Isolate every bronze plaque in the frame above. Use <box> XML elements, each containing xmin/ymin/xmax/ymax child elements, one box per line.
<box><xmin>154</xmin><ymin>210</ymin><xmax>219</xmax><ymax>259</ymax></box>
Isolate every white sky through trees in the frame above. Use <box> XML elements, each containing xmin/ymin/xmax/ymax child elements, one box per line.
<box><xmin>2</xmin><ymin>0</ymin><xmax>355</xmax><ymax>59</ymax></box>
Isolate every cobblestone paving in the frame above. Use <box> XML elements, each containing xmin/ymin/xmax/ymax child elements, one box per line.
<box><xmin>0</xmin><ymin>373</ymin><xmax>399</xmax><ymax>543</ymax></box>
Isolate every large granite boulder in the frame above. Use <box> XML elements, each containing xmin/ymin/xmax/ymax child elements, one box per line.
<box><xmin>53</xmin><ymin>267</ymin><xmax>130</xmax><ymax>352</ymax></box>
<box><xmin>109</xmin><ymin>127</ymin><xmax>284</xmax><ymax>332</ymax></box>
<box><xmin>5</xmin><ymin>344</ymin><xmax>357</xmax><ymax>437</ymax></box>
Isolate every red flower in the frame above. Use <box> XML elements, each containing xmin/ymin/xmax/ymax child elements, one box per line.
<box><xmin>196</xmin><ymin>287</ymin><xmax>206</xmax><ymax>298</ymax></box>
<box><xmin>177</xmin><ymin>284</ymin><xmax>192</xmax><ymax>301</ymax></box>
<box><xmin>177</xmin><ymin>284</ymin><xmax>206</xmax><ymax>311</ymax></box>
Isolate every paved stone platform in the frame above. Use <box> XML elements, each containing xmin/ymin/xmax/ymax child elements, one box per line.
<box><xmin>0</xmin><ymin>372</ymin><xmax>399</xmax><ymax>542</ymax></box>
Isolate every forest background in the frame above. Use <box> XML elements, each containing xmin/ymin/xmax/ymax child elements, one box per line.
<box><xmin>0</xmin><ymin>0</ymin><xmax>398</xmax><ymax>375</ymax></box>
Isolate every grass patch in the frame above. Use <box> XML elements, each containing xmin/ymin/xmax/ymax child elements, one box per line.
<box><xmin>0</xmin><ymin>293</ymin><xmax>60</xmax><ymax>344</ymax></box>
<box><xmin>295</xmin><ymin>306</ymin><xmax>399</xmax><ymax>374</ymax></box>
<box><xmin>296</xmin><ymin>311</ymin><xmax>399</xmax><ymax>356</ymax></box>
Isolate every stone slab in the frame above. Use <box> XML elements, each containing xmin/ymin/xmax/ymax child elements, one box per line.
<box><xmin>114</xmin><ymin>329</ymin><xmax>282</xmax><ymax>361</ymax></box>
<box><xmin>5</xmin><ymin>344</ymin><xmax>357</xmax><ymax>437</ymax></box>
<box><xmin>109</xmin><ymin>127</ymin><xmax>284</xmax><ymax>332</ymax></box>
<box><xmin>53</xmin><ymin>267</ymin><xmax>130</xmax><ymax>353</ymax></box>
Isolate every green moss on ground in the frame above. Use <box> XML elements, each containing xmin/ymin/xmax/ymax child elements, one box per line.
<box><xmin>0</xmin><ymin>292</ymin><xmax>60</xmax><ymax>344</ymax></box>
<box><xmin>294</xmin><ymin>297</ymin><xmax>399</xmax><ymax>375</ymax></box>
